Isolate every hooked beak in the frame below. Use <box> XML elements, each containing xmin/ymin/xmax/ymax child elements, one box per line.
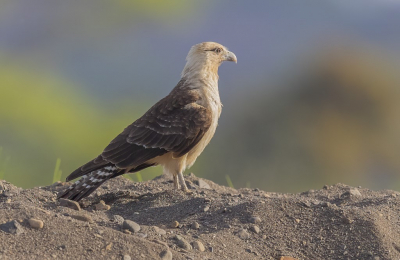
<box><xmin>224</xmin><ymin>51</ymin><xmax>237</xmax><ymax>63</ymax></box>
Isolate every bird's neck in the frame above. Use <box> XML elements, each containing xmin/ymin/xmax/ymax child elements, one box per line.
<box><xmin>181</xmin><ymin>62</ymin><xmax>220</xmax><ymax>93</ymax></box>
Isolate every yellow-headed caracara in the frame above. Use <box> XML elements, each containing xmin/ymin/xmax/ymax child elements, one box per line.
<box><xmin>58</xmin><ymin>42</ymin><xmax>237</xmax><ymax>201</ymax></box>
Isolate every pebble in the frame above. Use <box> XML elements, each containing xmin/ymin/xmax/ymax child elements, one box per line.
<box><xmin>237</xmin><ymin>229</ymin><xmax>250</xmax><ymax>240</ymax></box>
<box><xmin>113</xmin><ymin>215</ymin><xmax>125</xmax><ymax>224</ymax></box>
<box><xmin>197</xmin><ymin>179</ymin><xmax>211</xmax><ymax>189</ymax></box>
<box><xmin>170</xmin><ymin>221</ymin><xmax>179</xmax><ymax>228</ymax></box>
<box><xmin>123</xmin><ymin>229</ymin><xmax>131</xmax><ymax>234</ymax></box>
<box><xmin>250</xmin><ymin>225</ymin><xmax>260</xmax><ymax>234</ymax></box>
<box><xmin>185</xmin><ymin>180</ymin><xmax>196</xmax><ymax>190</ymax></box>
<box><xmin>342</xmin><ymin>188</ymin><xmax>362</xmax><ymax>198</ymax></box>
<box><xmin>249</xmin><ymin>216</ymin><xmax>261</xmax><ymax>224</ymax></box>
<box><xmin>203</xmin><ymin>206</ymin><xmax>210</xmax><ymax>212</ymax></box>
<box><xmin>94</xmin><ymin>200</ymin><xmax>111</xmax><ymax>211</ymax></box>
<box><xmin>0</xmin><ymin>220</ymin><xmax>24</xmax><ymax>235</ymax></box>
<box><xmin>192</xmin><ymin>241</ymin><xmax>205</xmax><ymax>251</ymax></box>
<box><xmin>122</xmin><ymin>220</ymin><xmax>141</xmax><ymax>233</ymax></box>
<box><xmin>28</xmin><ymin>218</ymin><xmax>44</xmax><ymax>229</ymax></box>
<box><xmin>59</xmin><ymin>198</ymin><xmax>81</xmax><ymax>211</ymax></box>
<box><xmin>71</xmin><ymin>214</ymin><xmax>93</xmax><ymax>223</ymax></box>
<box><xmin>159</xmin><ymin>250</ymin><xmax>172</xmax><ymax>260</ymax></box>
<box><xmin>174</xmin><ymin>235</ymin><xmax>192</xmax><ymax>250</ymax></box>
<box><xmin>122</xmin><ymin>255</ymin><xmax>131</xmax><ymax>260</ymax></box>
<box><xmin>280</xmin><ymin>257</ymin><xmax>299</xmax><ymax>260</ymax></box>
<box><xmin>191</xmin><ymin>222</ymin><xmax>200</xmax><ymax>230</ymax></box>
<box><xmin>349</xmin><ymin>188</ymin><xmax>362</xmax><ymax>197</ymax></box>
<box><xmin>105</xmin><ymin>243</ymin><xmax>112</xmax><ymax>250</ymax></box>
<box><xmin>153</xmin><ymin>226</ymin><xmax>166</xmax><ymax>235</ymax></box>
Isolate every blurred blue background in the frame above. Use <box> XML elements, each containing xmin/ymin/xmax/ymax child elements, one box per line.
<box><xmin>1</xmin><ymin>0</ymin><xmax>400</xmax><ymax>192</ymax></box>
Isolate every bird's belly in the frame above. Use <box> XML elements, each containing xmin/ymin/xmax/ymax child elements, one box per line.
<box><xmin>186</xmin><ymin>117</ymin><xmax>218</xmax><ymax>169</ymax></box>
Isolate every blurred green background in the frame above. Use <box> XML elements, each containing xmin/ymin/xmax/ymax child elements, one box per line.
<box><xmin>1</xmin><ymin>0</ymin><xmax>400</xmax><ymax>192</ymax></box>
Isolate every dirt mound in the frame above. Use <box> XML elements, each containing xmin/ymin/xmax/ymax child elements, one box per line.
<box><xmin>1</xmin><ymin>174</ymin><xmax>400</xmax><ymax>260</ymax></box>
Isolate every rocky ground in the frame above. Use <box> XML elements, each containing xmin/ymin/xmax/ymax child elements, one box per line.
<box><xmin>1</xmin><ymin>174</ymin><xmax>400</xmax><ymax>260</ymax></box>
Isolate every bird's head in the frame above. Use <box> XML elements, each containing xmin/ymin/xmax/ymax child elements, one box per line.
<box><xmin>182</xmin><ymin>42</ymin><xmax>237</xmax><ymax>78</ymax></box>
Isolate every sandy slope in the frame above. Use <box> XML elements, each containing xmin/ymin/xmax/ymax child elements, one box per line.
<box><xmin>1</xmin><ymin>174</ymin><xmax>399</xmax><ymax>260</ymax></box>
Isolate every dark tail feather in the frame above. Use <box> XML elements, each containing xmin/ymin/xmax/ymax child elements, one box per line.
<box><xmin>58</xmin><ymin>166</ymin><xmax>119</xmax><ymax>202</ymax></box>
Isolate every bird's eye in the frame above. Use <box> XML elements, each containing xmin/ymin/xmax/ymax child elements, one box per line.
<box><xmin>214</xmin><ymin>48</ymin><xmax>222</xmax><ymax>53</ymax></box>
<box><xmin>208</xmin><ymin>48</ymin><xmax>222</xmax><ymax>53</ymax></box>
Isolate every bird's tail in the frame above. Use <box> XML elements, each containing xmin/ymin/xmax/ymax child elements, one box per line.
<box><xmin>58</xmin><ymin>166</ymin><xmax>119</xmax><ymax>202</ymax></box>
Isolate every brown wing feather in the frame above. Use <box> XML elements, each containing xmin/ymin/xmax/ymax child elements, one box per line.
<box><xmin>101</xmin><ymin>81</ymin><xmax>212</xmax><ymax>167</ymax></box>
<box><xmin>65</xmin><ymin>79</ymin><xmax>212</xmax><ymax>181</ymax></box>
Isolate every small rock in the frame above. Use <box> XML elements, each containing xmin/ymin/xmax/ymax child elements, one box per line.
<box><xmin>113</xmin><ymin>215</ymin><xmax>125</xmax><ymax>224</ymax></box>
<box><xmin>262</xmin><ymin>235</ymin><xmax>267</xmax><ymax>239</ymax></box>
<box><xmin>237</xmin><ymin>229</ymin><xmax>250</xmax><ymax>240</ymax></box>
<box><xmin>191</xmin><ymin>222</ymin><xmax>200</xmax><ymax>229</ymax></box>
<box><xmin>0</xmin><ymin>220</ymin><xmax>24</xmax><ymax>235</ymax></box>
<box><xmin>159</xmin><ymin>250</ymin><xmax>172</xmax><ymax>260</ymax></box>
<box><xmin>122</xmin><ymin>220</ymin><xmax>141</xmax><ymax>233</ymax></box>
<box><xmin>105</xmin><ymin>243</ymin><xmax>112</xmax><ymax>250</ymax></box>
<box><xmin>170</xmin><ymin>221</ymin><xmax>179</xmax><ymax>228</ymax></box>
<box><xmin>197</xmin><ymin>179</ymin><xmax>211</xmax><ymax>189</ymax></box>
<box><xmin>203</xmin><ymin>206</ymin><xmax>210</xmax><ymax>212</ymax></box>
<box><xmin>153</xmin><ymin>226</ymin><xmax>166</xmax><ymax>235</ymax></box>
<box><xmin>295</xmin><ymin>219</ymin><xmax>300</xmax><ymax>223</ymax></box>
<box><xmin>342</xmin><ymin>188</ymin><xmax>362</xmax><ymax>198</ymax></box>
<box><xmin>123</xmin><ymin>255</ymin><xmax>131</xmax><ymax>260</ymax></box>
<box><xmin>249</xmin><ymin>216</ymin><xmax>261</xmax><ymax>224</ymax></box>
<box><xmin>59</xmin><ymin>198</ymin><xmax>81</xmax><ymax>211</ymax></box>
<box><xmin>250</xmin><ymin>225</ymin><xmax>260</xmax><ymax>234</ymax></box>
<box><xmin>94</xmin><ymin>200</ymin><xmax>111</xmax><ymax>211</ymax></box>
<box><xmin>174</xmin><ymin>235</ymin><xmax>192</xmax><ymax>250</ymax></box>
<box><xmin>123</xmin><ymin>229</ymin><xmax>131</xmax><ymax>234</ymax></box>
<box><xmin>71</xmin><ymin>214</ymin><xmax>93</xmax><ymax>223</ymax></box>
<box><xmin>192</xmin><ymin>241</ymin><xmax>205</xmax><ymax>251</ymax></box>
<box><xmin>280</xmin><ymin>257</ymin><xmax>299</xmax><ymax>260</ymax></box>
<box><xmin>185</xmin><ymin>180</ymin><xmax>196</xmax><ymax>189</ymax></box>
<box><xmin>28</xmin><ymin>218</ymin><xmax>44</xmax><ymax>229</ymax></box>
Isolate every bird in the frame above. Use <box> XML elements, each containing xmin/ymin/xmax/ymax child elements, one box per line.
<box><xmin>58</xmin><ymin>42</ymin><xmax>237</xmax><ymax>202</ymax></box>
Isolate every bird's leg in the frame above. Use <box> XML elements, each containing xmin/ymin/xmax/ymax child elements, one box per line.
<box><xmin>177</xmin><ymin>172</ymin><xmax>190</xmax><ymax>192</ymax></box>
<box><xmin>173</xmin><ymin>174</ymin><xmax>180</xmax><ymax>190</ymax></box>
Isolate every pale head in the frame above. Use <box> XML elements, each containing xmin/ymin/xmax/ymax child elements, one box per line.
<box><xmin>182</xmin><ymin>42</ymin><xmax>237</xmax><ymax>77</ymax></box>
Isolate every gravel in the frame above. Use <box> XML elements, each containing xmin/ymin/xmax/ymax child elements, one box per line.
<box><xmin>1</xmin><ymin>176</ymin><xmax>400</xmax><ymax>259</ymax></box>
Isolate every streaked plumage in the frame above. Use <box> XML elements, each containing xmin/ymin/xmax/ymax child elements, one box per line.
<box><xmin>58</xmin><ymin>42</ymin><xmax>237</xmax><ymax>201</ymax></box>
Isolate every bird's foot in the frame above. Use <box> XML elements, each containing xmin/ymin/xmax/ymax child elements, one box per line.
<box><xmin>181</xmin><ymin>187</ymin><xmax>193</xmax><ymax>194</ymax></box>
<box><xmin>177</xmin><ymin>172</ymin><xmax>192</xmax><ymax>194</ymax></box>
<box><xmin>173</xmin><ymin>174</ymin><xmax>181</xmax><ymax>190</ymax></box>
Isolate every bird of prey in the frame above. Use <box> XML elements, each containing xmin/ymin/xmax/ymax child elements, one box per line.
<box><xmin>58</xmin><ymin>42</ymin><xmax>237</xmax><ymax>201</ymax></box>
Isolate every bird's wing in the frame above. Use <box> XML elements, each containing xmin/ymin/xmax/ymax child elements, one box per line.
<box><xmin>66</xmin><ymin>86</ymin><xmax>212</xmax><ymax>181</ymax></box>
<box><xmin>102</xmin><ymin>87</ymin><xmax>212</xmax><ymax>168</ymax></box>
